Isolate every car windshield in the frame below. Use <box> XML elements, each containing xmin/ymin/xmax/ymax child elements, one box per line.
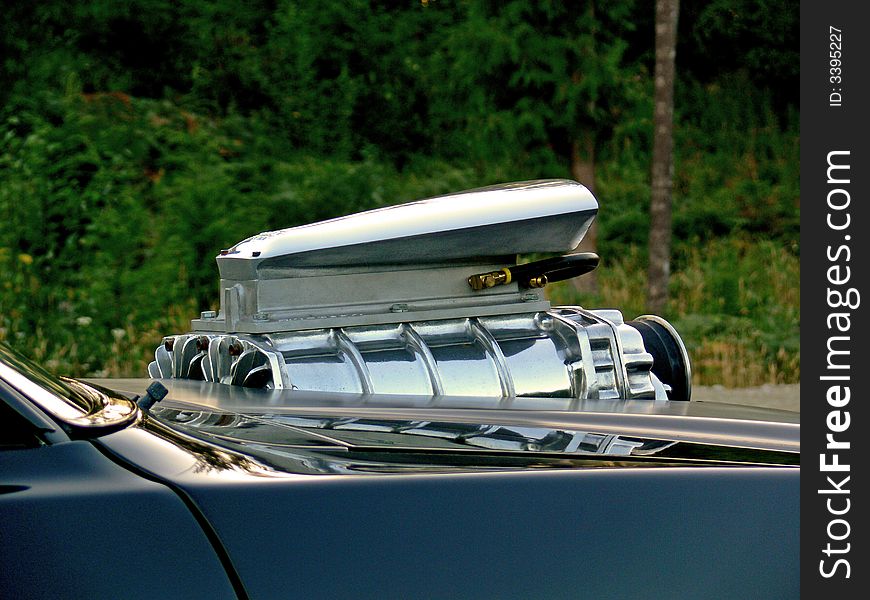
<box><xmin>0</xmin><ymin>342</ymin><xmax>95</xmax><ymax>419</ymax></box>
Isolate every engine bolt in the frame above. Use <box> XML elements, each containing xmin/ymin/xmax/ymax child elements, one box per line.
<box><xmin>195</xmin><ymin>336</ymin><xmax>210</xmax><ymax>351</ymax></box>
<box><xmin>163</xmin><ymin>337</ymin><xmax>175</xmax><ymax>351</ymax></box>
<box><xmin>228</xmin><ymin>341</ymin><xmax>244</xmax><ymax>356</ymax></box>
<box><xmin>253</xmin><ymin>312</ymin><xmax>269</xmax><ymax>321</ymax></box>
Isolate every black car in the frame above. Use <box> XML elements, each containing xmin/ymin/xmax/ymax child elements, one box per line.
<box><xmin>1</xmin><ymin>342</ymin><xmax>798</xmax><ymax>599</ymax></box>
<box><xmin>1</xmin><ymin>181</ymin><xmax>798</xmax><ymax>598</ymax></box>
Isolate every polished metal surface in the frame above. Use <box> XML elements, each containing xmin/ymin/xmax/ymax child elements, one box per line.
<box><xmin>191</xmin><ymin>262</ymin><xmax>552</xmax><ymax>334</ymax></box>
<box><xmin>1</xmin><ymin>343</ymin><xmax>138</xmax><ymax>431</ymax></box>
<box><xmin>152</xmin><ymin>405</ymin><xmax>662</xmax><ymax>457</ymax></box>
<box><xmin>90</xmin><ymin>378</ymin><xmax>800</xmax><ymax>455</ymax></box>
<box><xmin>219</xmin><ymin>179</ymin><xmax>597</xmax><ymax>273</ymax></box>
<box><xmin>152</xmin><ymin>308</ymin><xmax>679</xmax><ymax>400</ymax></box>
<box><xmin>153</xmin><ymin>179</ymin><xmax>692</xmax><ymax>402</ymax></box>
<box><xmin>192</xmin><ymin>180</ymin><xmax>595</xmax><ymax>334</ymax></box>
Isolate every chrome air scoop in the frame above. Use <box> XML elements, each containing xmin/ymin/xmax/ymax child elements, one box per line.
<box><xmin>150</xmin><ymin>180</ymin><xmax>691</xmax><ymax>401</ymax></box>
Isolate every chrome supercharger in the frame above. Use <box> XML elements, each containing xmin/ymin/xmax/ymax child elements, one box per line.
<box><xmin>150</xmin><ymin>180</ymin><xmax>691</xmax><ymax>401</ymax></box>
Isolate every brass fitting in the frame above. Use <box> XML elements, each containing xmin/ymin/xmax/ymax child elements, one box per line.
<box><xmin>526</xmin><ymin>275</ymin><xmax>548</xmax><ymax>288</ymax></box>
<box><xmin>467</xmin><ymin>267</ymin><xmax>512</xmax><ymax>290</ymax></box>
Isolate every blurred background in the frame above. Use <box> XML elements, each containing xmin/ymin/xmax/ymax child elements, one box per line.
<box><xmin>0</xmin><ymin>0</ymin><xmax>798</xmax><ymax>390</ymax></box>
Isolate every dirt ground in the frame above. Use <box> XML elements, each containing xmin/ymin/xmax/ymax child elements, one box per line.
<box><xmin>693</xmin><ymin>384</ymin><xmax>800</xmax><ymax>413</ymax></box>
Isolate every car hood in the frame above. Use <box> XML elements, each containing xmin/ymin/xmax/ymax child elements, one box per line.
<box><xmin>89</xmin><ymin>378</ymin><xmax>799</xmax><ymax>600</ymax></box>
<box><xmin>89</xmin><ymin>378</ymin><xmax>798</xmax><ymax>476</ymax></box>
<box><xmin>94</xmin><ymin>380</ymin><xmax>800</xmax><ymax>598</ymax></box>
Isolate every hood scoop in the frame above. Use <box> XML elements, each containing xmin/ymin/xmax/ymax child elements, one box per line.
<box><xmin>150</xmin><ymin>179</ymin><xmax>691</xmax><ymax>401</ymax></box>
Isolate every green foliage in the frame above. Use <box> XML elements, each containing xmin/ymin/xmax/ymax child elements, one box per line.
<box><xmin>0</xmin><ymin>0</ymin><xmax>799</xmax><ymax>385</ymax></box>
<box><xmin>685</xmin><ymin>0</ymin><xmax>799</xmax><ymax>106</ymax></box>
<box><xmin>425</xmin><ymin>0</ymin><xmax>648</xmax><ymax>169</ymax></box>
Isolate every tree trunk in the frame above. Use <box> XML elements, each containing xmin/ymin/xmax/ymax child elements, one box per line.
<box><xmin>647</xmin><ymin>0</ymin><xmax>679</xmax><ymax>313</ymax></box>
<box><xmin>570</xmin><ymin>132</ymin><xmax>598</xmax><ymax>297</ymax></box>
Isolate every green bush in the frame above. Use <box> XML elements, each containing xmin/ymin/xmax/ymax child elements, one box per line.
<box><xmin>1</xmin><ymin>1</ymin><xmax>798</xmax><ymax>385</ymax></box>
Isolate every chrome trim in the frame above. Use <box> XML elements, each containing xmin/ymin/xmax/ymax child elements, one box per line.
<box><xmin>0</xmin><ymin>362</ymin><xmax>83</xmax><ymax>421</ymax></box>
<box><xmin>0</xmin><ymin>361</ymin><xmax>139</xmax><ymax>431</ymax></box>
<box><xmin>63</xmin><ymin>379</ymin><xmax>140</xmax><ymax>430</ymax></box>
<box><xmin>400</xmin><ymin>323</ymin><xmax>445</xmax><ymax>395</ymax></box>
<box><xmin>467</xmin><ymin>318</ymin><xmax>515</xmax><ymax>397</ymax></box>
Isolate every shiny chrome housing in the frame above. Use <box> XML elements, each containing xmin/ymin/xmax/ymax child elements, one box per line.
<box><xmin>151</xmin><ymin>308</ymin><xmax>675</xmax><ymax>400</ymax></box>
<box><xmin>152</xmin><ymin>179</ymin><xmax>692</xmax><ymax>401</ymax></box>
<box><xmin>219</xmin><ymin>179</ymin><xmax>598</xmax><ymax>273</ymax></box>
<box><xmin>192</xmin><ymin>180</ymin><xmax>596</xmax><ymax>334</ymax></box>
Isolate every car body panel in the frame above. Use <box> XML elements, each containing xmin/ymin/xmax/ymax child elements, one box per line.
<box><xmin>96</xmin><ymin>423</ymin><xmax>799</xmax><ymax>599</ymax></box>
<box><xmin>0</xmin><ymin>440</ymin><xmax>237</xmax><ymax>600</ymax></box>
<box><xmin>1</xmin><ymin>356</ymin><xmax>799</xmax><ymax>599</ymax></box>
<box><xmin>88</xmin><ymin>377</ymin><xmax>799</xmax><ymax>599</ymax></box>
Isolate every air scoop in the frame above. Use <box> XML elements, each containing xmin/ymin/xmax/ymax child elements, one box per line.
<box><xmin>150</xmin><ymin>180</ymin><xmax>692</xmax><ymax>401</ymax></box>
<box><xmin>219</xmin><ymin>179</ymin><xmax>596</xmax><ymax>269</ymax></box>
<box><xmin>200</xmin><ymin>179</ymin><xmax>597</xmax><ymax>332</ymax></box>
